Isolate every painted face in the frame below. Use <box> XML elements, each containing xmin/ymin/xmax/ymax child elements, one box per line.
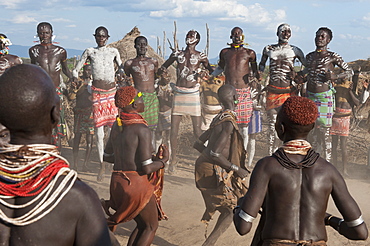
<box><xmin>230</xmin><ymin>28</ymin><xmax>244</xmax><ymax>44</ymax></box>
<box><xmin>315</xmin><ymin>30</ymin><xmax>331</xmax><ymax>48</ymax></box>
<box><xmin>37</xmin><ymin>24</ymin><xmax>52</xmax><ymax>44</ymax></box>
<box><xmin>0</xmin><ymin>124</ymin><xmax>10</xmax><ymax>147</ymax></box>
<box><xmin>278</xmin><ymin>25</ymin><xmax>291</xmax><ymax>43</ymax></box>
<box><xmin>95</xmin><ymin>28</ymin><xmax>108</xmax><ymax>47</ymax></box>
<box><xmin>135</xmin><ymin>38</ymin><xmax>148</xmax><ymax>56</ymax></box>
<box><xmin>186</xmin><ymin>31</ymin><xmax>199</xmax><ymax>45</ymax></box>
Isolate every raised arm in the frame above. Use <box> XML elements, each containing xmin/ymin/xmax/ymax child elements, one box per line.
<box><xmin>73</xmin><ymin>49</ymin><xmax>89</xmax><ymax>79</ymax></box>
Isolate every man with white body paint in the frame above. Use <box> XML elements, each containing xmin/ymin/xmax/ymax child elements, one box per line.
<box><xmin>211</xmin><ymin>27</ymin><xmax>260</xmax><ymax>152</ymax></box>
<box><xmin>124</xmin><ymin>36</ymin><xmax>159</xmax><ymax>148</ymax></box>
<box><xmin>29</xmin><ymin>22</ymin><xmax>74</xmax><ymax>149</ymax></box>
<box><xmin>73</xmin><ymin>26</ymin><xmax>123</xmax><ymax>181</ymax></box>
<box><xmin>160</xmin><ymin>30</ymin><xmax>213</xmax><ymax>173</ymax></box>
<box><xmin>259</xmin><ymin>23</ymin><xmax>307</xmax><ymax>155</ymax></box>
<box><xmin>0</xmin><ymin>33</ymin><xmax>22</xmax><ymax>76</ymax></box>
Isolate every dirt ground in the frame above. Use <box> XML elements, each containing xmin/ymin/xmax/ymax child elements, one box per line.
<box><xmin>62</xmin><ymin>115</ymin><xmax>370</xmax><ymax>246</ymax></box>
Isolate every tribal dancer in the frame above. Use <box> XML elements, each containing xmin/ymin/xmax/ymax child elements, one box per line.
<box><xmin>124</xmin><ymin>36</ymin><xmax>159</xmax><ymax>148</ymax></box>
<box><xmin>259</xmin><ymin>23</ymin><xmax>306</xmax><ymax>155</ymax></box>
<box><xmin>0</xmin><ymin>33</ymin><xmax>22</xmax><ymax>76</ymax></box>
<box><xmin>0</xmin><ymin>64</ymin><xmax>115</xmax><ymax>246</ymax></box>
<box><xmin>234</xmin><ymin>96</ymin><xmax>368</xmax><ymax>245</ymax></box>
<box><xmin>330</xmin><ymin>79</ymin><xmax>359</xmax><ymax>176</ymax></box>
<box><xmin>29</xmin><ymin>22</ymin><xmax>73</xmax><ymax>149</ymax></box>
<box><xmin>160</xmin><ymin>30</ymin><xmax>214</xmax><ymax>173</ymax></box>
<box><xmin>101</xmin><ymin>86</ymin><xmax>168</xmax><ymax>245</ymax></box>
<box><xmin>73</xmin><ymin>26</ymin><xmax>123</xmax><ymax>181</ymax></box>
<box><xmin>194</xmin><ymin>84</ymin><xmax>249</xmax><ymax>246</ymax></box>
<box><xmin>211</xmin><ymin>27</ymin><xmax>260</xmax><ymax>150</ymax></box>
<box><xmin>305</xmin><ymin>27</ymin><xmax>353</xmax><ymax>162</ymax></box>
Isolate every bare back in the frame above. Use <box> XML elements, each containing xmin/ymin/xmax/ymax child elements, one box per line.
<box><xmin>29</xmin><ymin>44</ymin><xmax>67</xmax><ymax>88</ymax></box>
<box><xmin>124</xmin><ymin>57</ymin><xmax>158</xmax><ymax>93</ymax></box>
<box><xmin>242</xmin><ymin>155</ymin><xmax>362</xmax><ymax>241</ymax></box>
<box><xmin>219</xmin><ymin>47</ymin><xmax>257</xmax><ymax>89</ymax></box>
<box><xmin>0</xmin><ymin>179</ymin><xmax>112</xmax><ymax>246</ymax></box>
<box><xmin>105</xmin><ymin>122</ymin><xmax>153</xmax><ymax>172</ymax></box>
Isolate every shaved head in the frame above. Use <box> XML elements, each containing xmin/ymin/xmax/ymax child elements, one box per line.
<box><xmin>0</xmin><ymin>64</ymin><xmax>59</xmax><ymax>143</ymax></box>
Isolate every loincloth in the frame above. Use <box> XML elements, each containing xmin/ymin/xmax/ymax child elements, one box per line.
<box><xmin>307</xmin><ymin>89</ymin><xmax>335</xmax><ymax>127</ymax></box>
<box><xmin>140</xmin><ymin>92</ymin><xmax>159</xmax><ymax>131</ymax></box>
<box><xmin>107</xmin><ymin>170</ymin><xmax>167</xmax><ymax>232</ymax></box>
<box><xmin>91</xmin><ymin>86</ymin><xmax>117</xmax><ymax>128</ymax></box>
<box><xmin>235</xmin><ymin>87</ymin><xmax>253</xmax><ymax>124</ymax></box>
<box><xmin>262</xmin><ymin>239</ymin><xmax>326</xmax><ymax>246</ymax></box>
<box><xmin>248</xmin><ymin>110</ymin><xmax>262</xmax><ymax>134</ymax></box>
<box><xmin>330</xmin><ymin>107</ymin><xmax>352</xmax><ymax>136</ymax></box>
<box><xmin>201</xmin><ymin>104</ymin><xmax>222</xmax><ymax>131</ymax></box>
<box><xmin>266</xmin><ymin>85</ymin><xmax>293</xmax><ymax>111</ymax></box>
<box><xmin>195</xmin><ymin>154</ymin><xmax>247</xmax><ymax>222</ymax></box>
<box><xmin>172</xmin><ymin>84</ymin><xmax>201</xmax><ymax>116</ymax></box>
<box><xmin>73</xmin><ymin>107</ymin><xmax>94</xmax><ymax>135</ymax></box>
<box><xmin>157</xmin><ymin>108</ymin><xmax>171</xmax><ymax>132</ymax></box>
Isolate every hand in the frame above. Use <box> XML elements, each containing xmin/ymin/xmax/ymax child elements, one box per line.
<box><xmin>235</xmin><ymin>168</ymin><xmax>249</xmax><ymax>179</ymax></box>
<box><xmin>154</xmin><ymin>144</ymin><xmax>169</xmax><ymax>163</ymax></box>
<box><xmin>250</xmin><ymin>88</ymin><xmax>258</xmax><ymax>99</ymax></box>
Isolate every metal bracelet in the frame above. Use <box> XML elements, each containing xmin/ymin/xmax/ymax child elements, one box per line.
<box><xmin>230</xmin><ymin>164</ymin><xmax>239</xmax><ymax>172</ymax></box>
<box><xmin>346</xmin><ymin>215</ymin><xmax>364</xmax><ymax>228</ymax></box>
<box><xmin>337</xmin><ymin>219</ymin><xmax>344</xmax><ymax>231</ymax></box>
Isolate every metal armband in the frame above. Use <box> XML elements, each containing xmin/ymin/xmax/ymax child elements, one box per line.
<box><xmin>141</xmin><ymin>158</ymin><xmax>153</xmax><ymax>166</ymax></box>
<box><xmin>239</xmin><ymin>209</ymin><xmax>255</xmax><ymax>223</ymax></box>
<box><xmin>210</xmin><ymin>150</ymin><xmax>221</xmax><ymax>158</ymax></box>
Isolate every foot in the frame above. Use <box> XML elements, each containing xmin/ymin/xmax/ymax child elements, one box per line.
<box><xmin>97</xmin><ymin>168</ymin><xmax>105</xmax><ymax>182</ymax></box>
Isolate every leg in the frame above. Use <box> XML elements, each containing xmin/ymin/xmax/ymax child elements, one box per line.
<box><xmin>247</xmin><ymin>134</ymin><xmax>256</xmax><ymax>168</ymax></box>
<box><xmin>239</xmin><ymin>125</ymin><xmax>249</xmax><ymax>150</ymax></box>
<box><xmin>83</xmin><ymin>134</ymin><xmax>94</xmax><ymax>171</ymax></box>
<box><xmin>340</xmin><ymin>136</ymin><xmax>349</xmax><ymax>176</ymax></box>
<box><xmin>322</xmin><ymin>127</ymin><xmax>332</xmax><ymax>162</ymax></box>
<box><xmin>332</xmin><ymin>135</ymin><xmax>339</xmax><ymax>170</ymax></box>
<box><xmin>127</xmin><ymin>196</ymin><xmax>159</xmax><ymax>246</ymax></box>
<box><xmin>267</xmin><ymin>109</ymin><xmax>278</xmax><ymax>155</ymax></box>
<box><xmin>170</xmin><ymin>115</ymin><xmax>182</xmax><ymax>173</ymax></box>
<box><xmin>72</xmin><ymin>132</ymin><xmax>82</xmax><ymax>171</ymax></box>
<box><xmin>202</xmin><ymin>207</ymin><xmax>233</xmax><ymax>246</ymax></box>
<box><xmin>191</xmin><ymin>116</ymin><xmax>203</xmax><ymax>139</ymax></box>
<box><xmin>96</xmin><ymin>126</ymin><xmax>106</xmax><ymax>181</ymax></box>
<box><xmin>154</xmin><ymin>130</ymin><xmax>163</xmax><ymax>153</ymax></box>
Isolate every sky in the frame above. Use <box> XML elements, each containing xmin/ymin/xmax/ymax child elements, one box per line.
<box><xmin>1</xmin><ymin>0</ymin><xmax>370</xmax><ymax>63</ymax></box>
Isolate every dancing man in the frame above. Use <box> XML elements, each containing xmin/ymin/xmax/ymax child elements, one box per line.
<box><xmin>234</xmin><ymin>96</ymin><xmax>368</xmax><ymax>245</ymax></box>
<box><xmin>305</xmin><ymin>27</ymin><xmax>353</xmax><ymax>161</ymax></box>
<box><xmin>194</xmin><ymin>84</ymin><xmax>249</xmax><ymax>246</ymax></box>
<box><xmin>73</xmin><ymin>26</ymin><xmax>123</xmax><ymax>181</ymax></box>
<box><xmin>211</xmin><ymin>27</ymin><xmax>260</xmax><ymax>150</ymax></box>
<box><xmin>160</xmin><ymin>30</ymin><xmax>213</xmax><ymax>173</ymax></box>
<box><xmin>0</xmin><ymin>33</ymin><xmax>22</xmax><ymax>76</ymax></box>
<box><xmin>259</xmin><ymin>23</ymin><xmax>306</xmax><ymax>155</ymax></box>
<box><xmin>29</xmin><ymin>22</ymin><xmax>74</xmax><ymax>148</ymax></box>
<box><xmin>124</xmin><ymin>36</ymin><xmax>159</xmax><ymax>147</ymax></box>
